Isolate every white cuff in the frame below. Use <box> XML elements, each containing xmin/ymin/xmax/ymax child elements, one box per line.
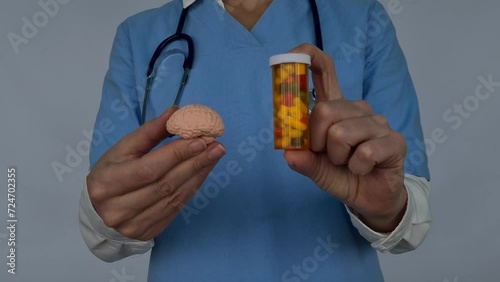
<box><xmin>79</xmin><ymin>175</ymin><xmax>154</xmax><ymax>262</ymax></box>
<box><xmin>346</xmin><ymin>174</ymin><xmax>431</xmax><ymax>254</ymax></box>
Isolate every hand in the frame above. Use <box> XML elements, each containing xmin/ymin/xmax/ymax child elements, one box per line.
<box><xmin>283</xmin><ymin>44</ymin><xmax>408</xmax><ymax>233</ymax></box>
<box><xmin>86</xmin><ymin>107</ymin><xmax>226</xmax><ymax>241</ymax></box>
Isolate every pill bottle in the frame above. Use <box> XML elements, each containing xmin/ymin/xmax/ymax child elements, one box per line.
<box><xmin>269</xmin><ymin>53</ymin><xmax>311</xmax><ymax>150</ymax></box>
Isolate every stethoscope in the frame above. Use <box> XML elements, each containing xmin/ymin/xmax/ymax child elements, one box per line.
<box><xmin>141</xmin><ymin>0</ymin><xmax>323</xmax><ymax>125</ymax></box>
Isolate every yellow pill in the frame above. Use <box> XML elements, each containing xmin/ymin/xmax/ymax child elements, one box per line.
<box><xmin>287</xmin><ymin>129</ymin><xmax>304</xmax><ymax>138</ymax></box>
<box><xmin>297</xmin><ymin>64</ymin><xmax>307</xmax><ymax>75</ymax></box>
<box><xmin>275</xmin><ymin>137</ymin><xmax>290</xmax><ymax>148</ymax></box>
<box><xmin>278</xmin><ymin>110</ymin><xmax>290</xmax><ymax>122</ymax></box>
<box><xmin>285</xmin><ymin>116</ymin><xmax>307</xmax><ymax>131</ymax></box>
<box><xmin>279</xmin><ymin>69</ymin><xmax>289</xmax><ymax>82</ymax></box>
<box><xmin>283</xmin><ymin>137</ymin><xmax>292</xmax><ymax>147</ymax></box>
<box><xmin>293</xmin><ymin>97</ymin><xmax>308</xmax><ymax>113</ymax></box>
<box><xmin>274</xmin><ymin>94</ymin><xmax>283</xmax><ymax>106</ymax></box>
<box><xmin>284</xmin><ymin>64</ymin><xmax>296</xmax><ymax>74</ymax></box>
<box><xmin>289</xmin><ymin>107</ymin><xmax>302</xmax><ymax>120</ymax></box>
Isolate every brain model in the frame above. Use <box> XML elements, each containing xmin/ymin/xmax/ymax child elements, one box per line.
<box><xmin>166</xmin><ymin>104</ymin><xmax>224</xmax><ymax>144</ymax></box>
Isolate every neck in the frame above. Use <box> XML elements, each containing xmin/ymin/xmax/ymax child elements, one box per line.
<box><xmin>222</xmin><ymin>0</ymin><xmax>273</xmax><ymax>30</ymax></box>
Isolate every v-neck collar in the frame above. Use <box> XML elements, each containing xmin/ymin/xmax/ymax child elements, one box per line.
<box><xmin>190</xmin><ymin>0</ymin><xmax>283</xmax><ymax>48</ymax></box>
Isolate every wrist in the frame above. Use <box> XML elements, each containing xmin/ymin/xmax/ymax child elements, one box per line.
<box><xmin>356</xmin><ymin>187</ymin><xmax>408</xmax><ymax>233</ymax></box>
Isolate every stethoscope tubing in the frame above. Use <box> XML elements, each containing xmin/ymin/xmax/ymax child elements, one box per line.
<box><xmin>141</xmin><ymin>0</ymin><xmax>323</xmax><ymax>125</ymax></box>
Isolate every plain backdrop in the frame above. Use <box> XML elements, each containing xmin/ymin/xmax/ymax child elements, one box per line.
<box><xmin>0</xmin><ymin>0</ymin><xmax>499</xmax><ymax>281</ymax></box>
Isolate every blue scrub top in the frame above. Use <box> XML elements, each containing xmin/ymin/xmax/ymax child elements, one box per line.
<box><xmin>90</xmin><ymin>0</ymin><xmax>429</xmax><ymax>281</ymax></box>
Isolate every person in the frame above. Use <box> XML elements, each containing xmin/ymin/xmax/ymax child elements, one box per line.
<box><xmin>79</xmin><ymin>0</ymin><xmax>432</xmax><ymax>281</ymax></box>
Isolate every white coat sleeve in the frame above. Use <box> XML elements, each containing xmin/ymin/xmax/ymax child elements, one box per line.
<box><xmin>345</xmin><ymin>174</ymin><xmax>431</xmax><ymax>254</ymax></box>
<box><xmin>79</xmin><ymin>177</ymin><xmax>154</xmax><ymax>262</ymax></box>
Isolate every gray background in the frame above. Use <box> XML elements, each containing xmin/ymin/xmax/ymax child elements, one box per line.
<box><xmin>0</xmin><ymin>0</ymin><xmax>498</xmax><ymax>281</ymax></box>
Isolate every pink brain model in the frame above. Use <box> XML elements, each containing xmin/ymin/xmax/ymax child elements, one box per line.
<box><xmin>166</xmin><ymin>104</ymin><xmax>224</xmax><ymax>143</ymax></box>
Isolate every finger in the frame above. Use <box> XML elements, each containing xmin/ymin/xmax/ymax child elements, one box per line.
<box><xmin>114</xmin><ymin>196</ymin><xmax>180</xmax><ymax>239</ymax></box>
<box><xmin>135</xmin><ymin>211</ymin><xmax>179</xmax><ymax>241</ymax></box>
<box><xmin>348</xmin><ymin>133</ymin><xmax>407</xmax><ymax>176</ymax></box>
<box><xmin>115</xmin><ymin>158</ymin><xmax>220</xmax><ymax>240</ymax></box>
<box><xmin>111</xmin><ymin>140</ymin><xmax>224</xmax><ymax>198</ymax></box>
<box><xmin>113</xmin><ymin>142</ymin><xmax>225</xmax><ymax>212</ymax></box>
<box><xmin>327</xmin><ymin>115</ymin><xmax>392</xmax><ymax>166</ymax></box>
<box><xmin>105</xmin><ymin>106</ymin><xmax>178</xmax><ymax>161</ymax></box>
<box><xmin>287</xmin><ymin>43</ymin><xmax>342</xmax><ymax>101</ymax></box>
<box><xmin>310</xmin><ymin>100</ymin><xmax>373</xmax><ymax>152</ymax></box>
<box><xmin>90</xmin><ymin>138</ymin><xmax>214</xmax><ymax>199</ymax></box>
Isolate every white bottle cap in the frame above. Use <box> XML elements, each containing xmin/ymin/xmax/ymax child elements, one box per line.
<box><xmin>269</xmin><ymin>53</ymin><xmax>311</xmax><ymax>66</ymax></box>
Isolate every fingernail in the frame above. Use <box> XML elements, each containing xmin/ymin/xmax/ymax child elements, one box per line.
<box><xmin>208</xmin><ymin>144</ymin><xmax>226</xmax><ymax>160</ymax></box>
<box><xmin>189</xmin><ymin>139</ymin><xmax>207</xmax><ymax>154</ymax></box>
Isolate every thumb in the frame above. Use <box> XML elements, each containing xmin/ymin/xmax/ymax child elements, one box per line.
<box><xmin>287</xmin><ymin>43</ymin><xmax>343</xmax><ymax>102</ymax></box>
<box><xmin>283</xmin><ymin>149</ymin><xmax>319</xmax><ymax>180</ymax></box>
<box><xmin>111</xmin><ymin>106</ymin><xmax>179</xmax><ymax>157</ymax></box>
<box><xmin>284</xmin><ymin>149</ymin><xmax>350</xmax><ymax>199</ymax></box>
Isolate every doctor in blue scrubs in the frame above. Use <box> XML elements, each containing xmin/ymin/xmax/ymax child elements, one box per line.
<box><xmin>79</xmin><ymin>0</ymin><xmax>432</xmax><ymax>281</ymax></box>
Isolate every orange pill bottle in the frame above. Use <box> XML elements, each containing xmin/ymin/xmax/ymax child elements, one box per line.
<box><xmin>269</xmin><ymin>53</ymin><xmax>311</xmax><ymax>150</ymax></box>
